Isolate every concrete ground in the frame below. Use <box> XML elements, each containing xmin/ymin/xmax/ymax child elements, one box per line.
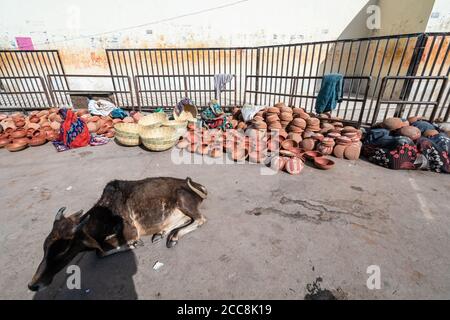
<box><xmin>0</xmin><ymin>141</ymin><xmax>449</xmax><ymax>300</ymax></box>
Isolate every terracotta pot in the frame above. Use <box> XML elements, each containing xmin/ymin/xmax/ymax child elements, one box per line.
<box><xmin>248</xmin><ymin>150</ymin><xmax>266</xmax><ymax>163</ymax></box>
<box><xmin>46</xmin><ymin>131</ymin><xmax>58</xmax><ymax>141</ymax></box>
<box><xmin>285</xmin><ymin>157</ymin><xmax>305</xmax><ymax>175</ymax></box>
<box><xmin>304</xmin><ymin>150</ymin><xmax>324</xmax><ymax>161</ymax></box>
<box><xmin>37</xmin><ymin>110</ymin><xmax>49</xmax><ymax>117</ymax></box>
<box><xmin>281</xmin><ymin>139</ymin><xmax>297</xmax><ymax>150</ymax></box>
<box><xmin>383</xmin><ymin>117</ymin><xmax>403</xmax><ymax>131</ymax></box>
<box><xmin>50</xmin><ymin>121</ymin><xmax>61</xmax><ymax>131</ymax></box>
<box><xmin>187</xmin><ymin>143</ymin><xmax>197</xmax><ymax>153</ymax></box>
<box><xmin>399</xmin><ymin>126</ymin><xmax>421</xmax><ymax>141</ymax></box>
<box><xmin>333</xmin><ymin>144</ymin><xmax>346</xmax><ymax>159</ymax></box>
<box><xmin>301</xmin><ymin>138</ymin><xmax>315</xmax><ymax>151</ymax></box>
<box><xmin>317</xmin><ymin>144</ymin><xmax>334</xmax><ymax>155</ymax></box>
<box><xmin>123</xmin><ymin>116</ymin><xmax>134</xmax><ymax>123</ymax></box>
<box><xmin>29</xmin><ymin>136</ymin><xmax>47</xmax><ymax>147</ymax></box>
<box><xmin>270</xmin><ymin>155</ymin><xmax>286</xmax><ymax>171</ymax></box>
<box><xmin>209</xmin><ymin>147</ymin><xmax>223</xmax><ymax>158</ymax></box>
<box><xmin>29</xmin><ymin>115</ymin><xmax>40</xmax><ymax>123</ymax></box>
<box><xmin>26</xmin><ymin>128</ymin><xmax>35</xmax><ymax>137</ymax></box>
<box><xmin>11</xmin><ymin>128</ymin><xmax>27</xmax><ymax>139</ymax></box>
<box><xmin>314</xmin><ymin>157</ymin><xmax>335</xmax><ymax>170</ymax></box>
<box><xmin>14</xmin><ymin>119</ymin><xmax>26</xmax><ymax>128</ymax></box>
<box><xmin>344</xmin><ymin>143</ymin><xmax>361</xmax><ymax>160</ymax></box>
<box><xmin>230</xmin><ymin>147</ymin><xmax>248</xmax><ymax>161</ymax></box>
<box><xmin>197</xmin><ymin>144</ymin><xmax>209</xmax><ymax>155</ymax></box>
<box><xmin>0</xmin><ymin>137</ymin><xmax>10</xmax><ymax>147</ymax></box>
<box><xmin>6</xmin><ymin>140</ymin><xmax>28</xmax><ymax>152</ymax></box>
<box><xmin>0</xmin><ymin>114</ymin><xmax>7</xmax><ymax>121</ymax></box>
<box><xmin>76</xmin><ymin>109</ymin><xmax>89</xmax><ymax>117</ymax></box>
<box><xmin>87</xmin><ymin>122</ymin><xmax>98</xmax><ymax>133</ymax></box>
<box><xmin>267</xmin><ymin>107</ymin><xmax>281</xmax><ymax>114</ymax></box>
<box><xmin>105</xmin><ymin>130</ymin><xmax>115</xmax><ymax>138</ymax></box>
<box><xmin>424</xmin><ymin>129</ymin><xmax>439</xmax><ymax>138</ymax></box>
<box><xmin>97</xmin><ymin>125</ymin><xmax>109</xmax><ymax>135</ymax></box>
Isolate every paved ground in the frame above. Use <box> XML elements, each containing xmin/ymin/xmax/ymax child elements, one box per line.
<box><xmin>0</xmin><ymin>141</ymin><xmax>449</xmax><ymax>300</ymax></box>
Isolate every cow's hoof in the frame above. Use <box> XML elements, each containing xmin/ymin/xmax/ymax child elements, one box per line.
<box><xmin>152</xmin><ymin>234</ymin><xmax>163</xmax><ymax>243</ymax></box>
<box><xmin>166</xmin><ymin>239</ymin><xmax>178</xmax><ymax>248</ymax></box>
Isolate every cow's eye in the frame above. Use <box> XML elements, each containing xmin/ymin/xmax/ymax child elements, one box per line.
<box><xmin>48</xmin><ymin>240</ymin><xmax>71</xmax><ymax>258</ymax></box>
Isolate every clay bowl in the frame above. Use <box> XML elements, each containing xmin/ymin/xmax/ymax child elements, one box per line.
<box><xmin>46</xmin><ymin>131</ymin><xmax>59</xmax><ymax>141</ymax></box>
<box><xmin>29</xmin><ymin>115</ymin><xmax>40</xmax><ymax>123</ymax></box>
<box><xmin>424</xmin><ymin>129</ymin><xmax>439</xmax><ymax>138</ymax></box>
<box><xmin>6</xmin><ymin>140</ymin><xmax>28</xmax><ymax>152</ymax></box>
<box><xmin>29</xmin><ymin>136</ymin><xmax>47</xmax><ymax>147</ymax></box>
<box><xmin>314</xmin><ymin>157</ymin><xmax>335</xmax><ymax>170</ymax></box>
<box><xmin>0</xmin><ymin>137</ymin><xmax>10</xmax><ymax>148</ymax></box>
<box><xmin>10</xmin><ymin>128</ymin><xmax>27</xmax><ymax>139</ymax></box>
<box><xmin>304</xmin><ymin>150</ymin><xmax>324</xmax><ymax>161</ymax></box>
<box><xmin>281</xmin><ymin>139</ymin><xmax>297</xmax><ymax>150</ymax></box>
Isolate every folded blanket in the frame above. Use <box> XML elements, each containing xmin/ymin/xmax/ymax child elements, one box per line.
<box><xmin>315</xmin><ymin>74</ymin><xmax>344</xmax><ymax>114</ymax></box>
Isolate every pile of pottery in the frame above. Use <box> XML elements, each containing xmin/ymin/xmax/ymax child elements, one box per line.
<box><xmin>77</xmin><ymin>110</ymin><xmax>144</xmax><ymax>139</ymax></box>
<box><xmin>375</xmin><ymin>116</ymin><xmax>440</xmax><ymax>141</ymax></box>
<box><xmin>229</xmin><ymin>102</ymin><xmax>363</xmax><ymax>161</ymax></box>
<box><xmin>0</xmin><ymin>108</ymin><xmax>62</xmax><ymax>152</ymax></box>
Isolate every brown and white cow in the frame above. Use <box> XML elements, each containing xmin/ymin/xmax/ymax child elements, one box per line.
<box><xmin>28</xmin><ymin>177</ymin><xmax>207</xmax><ymax>291</ymax></box>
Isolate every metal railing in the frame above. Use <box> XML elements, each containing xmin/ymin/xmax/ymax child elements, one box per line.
<box><xmin>244</xmin><ymin>75</ymin><xmax>371</xmax><ymax>126</ymax></box>
<box><xmin>0</xmin><ymin>50</ymin><xmax>66</xmax><ymax>108</ymax></box>
<box><xmin>372</xmin><ymin>76</ymin><xmax>449</xmax><ymax>125</ymax></box>
<box><xmin>47</xmin><ymin>74</ymin><xmax>134</xmax><ymax>108</ymax></box>
<box><xmin>0</xmin><ymin>76</ymin><xmax>51</xmax><ymax>111</ymax></box>
<box><xmin>0</xmin><ymin>33</ymin><xmax>448</xmax><ymax>124</ymax></box>
<box><xmin>134</xmin><ymin>74</ymin><xmax>235</xmax><ymax>111</ymax></box>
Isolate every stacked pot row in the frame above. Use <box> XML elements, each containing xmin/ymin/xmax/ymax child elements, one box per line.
<box><xmin>0</xmin><ymin>108</ymin><xmax>62</xmax><ymax>152</ymax></box>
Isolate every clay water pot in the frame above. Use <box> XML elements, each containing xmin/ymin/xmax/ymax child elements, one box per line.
<box><xmin>383</xmin><ymin>117</ymin><xmax>403</xmax><ymax>131</ymax></box>
<box><xmin>317</xmin><ymin>144</ymin><xmax>334</xmax><ymax>155</ymax></box>
<box><xmin>399</xmin><ymin>126</ymin><xmax>421</xmax><ymax>141</ymax></box>
<box><xmin>187</xmin><ymin>143</ymin><xmax>197</xmax><ymax>153</ymax></box>
<box><xmin>46</xmin><ymin>131</ymin><xmax>58</xmax><ymax>141</ymax></box>
<box><xmin>29</xmin><ymin>136</ymin><xmax>47</xmax><ymax>147</ymax></box>
<box><xmin>270</xmin><ymin>155</ymin><xmax>287</xmax><ymax>171</ymax></box>
<box><xmin>14</xmin><ymin>119</ymin><xmax>26</xmax><ymax>128</ymax></box>
<box><xmin>50</xmin><ymin>121</ymin><xmax>61</xmax><ymax>131</ymax></box>
<box><xmin>424</xmin><ymin>129</ymin><xmax>439</xmax><ymax>138</ymax></box>
<box><xmin>132</xmin><ymin>112</ymin><xmax>143</xmax><ymax>122</ymax></box>
<box><xmin>76</xmin><ymin>109</ymin><xmax>89</xmax><ymax>117</ymax></box>
<box><xmin>314</xmin><ymin>157</ymin><xmax>335</xmax><ymax>170</ymax></box>
<box><xmin>26</xmin><ymin>128</ymin><xmax>35</xmax><ymax>137</ymax></box>
<box><xmin>0</xmin><ymin>137</ymin><xmax>10</xmax><ymax>147</ymax></box>
<box><xmin>304</xmin><ymin>150</ymin><xmax>324</xmax><ymax>161</ymax></box>
<box><xmin>37</xmin><ymin>110</ymin><xmax>49</xmax><ymax>117</ymax></box>
<box><xmin>281</xmin><ymin>139</ymin><xmax>297</xmax><ymax>150</ymax></box>
<box><xmin>267</xmin><ymin>107</ymin><xmax>281</xmax><ymax>114</ymax></box>
<box><xmin>29</xmin><ymin>115</ymin><xmax>40</xmax><ymax>123</ymax></box>
<box><xmin>333</xmin><ymin>144</ymin><xmax>346</xmax><ymax>159</ymax></box>
<box><xmin>0</xmin><ymin>114</ymin><xmax>7</xmax><ymax>121</ymax></box>
<box><xmin>87</xmin><ymin>122</ymin><xmax>98</xmax><ymax>133</ymax></box>
<box><xmin>14</xmin><ymin>137</ymin><xmax>29</xmax><ymax>144</ymax></box>
<box><xmin>105</xmin><ymin>130</ymin><xmax>115</xmax><ymax>138</ymax></box>
<box><xmin>6</xmin><ymin>140</ymin><xmax>28</xmax><ymax>152</ymax></box>
<box><xmin>123</xmin><ymin>116</ymin><xmax>134</xmax><ymax>123</ymax></box>
<box><xmin>285</xmin><ymin>157</ymin><xmax>305</xmax><ymax>175</ymax></box>
<box><xmin>301</xmin><ymin>138</ymin><xmax>315</xmax><ymax>151</ymax></box>
<box><xmin>209</xmin><ymin>147</ymin><xmax>223</xmax><ymax>158</ymax></box>
<box><xmin>11</xmin><ymin>128</ymin><xmax>27</xmax><ymax>139</ymax></box>
<box><xmin>344</xmin><ymin>143</ymin><xmax>361</xmax><ymax>160</ymax></box>
<box><xmin>32</xmin><ymin>129</ymin><xmax>46</xmax><ymax>139</ymax></box>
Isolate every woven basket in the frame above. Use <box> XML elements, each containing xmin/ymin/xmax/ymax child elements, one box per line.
<box><xmin>162</xmin><ymin>120</ymin><xmax>188</xmax><ymax>138</ymax></box>
<box><xmin>114</xmin><ymin>123</ymin><xmax>140</xmax><ymax>146</ymax></box>
<box><xmin>140</xmin><ymin>126</ymin><xmax>178</xmax><ymax>151</ymax></box>
<box><xmin>174</xmin><ymin>104</ymin><xmax>198</xmax><ymax>121</ymax></box>
<box><xmin>138</xmin><ymin>113</ymin><xmax>168</xmax><ymax>129</ymax></box>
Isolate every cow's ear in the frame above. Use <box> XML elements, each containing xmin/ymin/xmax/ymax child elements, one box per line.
<box><xmin>72</xmin><ymin>214</ymin><xmax>90</xmax><ymax>233</ymax></box>
<box><xmin>81</xmin><ymin>232</ymin><xmax>104</xmax><ymax>253</ymax></box>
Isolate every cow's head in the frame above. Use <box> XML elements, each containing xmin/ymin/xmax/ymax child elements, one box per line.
<box><xmin>28</xmin><ymin>207</ymin><xmax>91</xmax><ymax>291</ymax></box>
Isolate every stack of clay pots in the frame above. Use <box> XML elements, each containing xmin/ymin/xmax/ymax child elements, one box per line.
<box><xmin>0</xmin><ymin>108</ymin><xmax>63</xmax><ymax>152</ymax></box>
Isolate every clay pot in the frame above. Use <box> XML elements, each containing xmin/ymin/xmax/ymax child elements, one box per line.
<box><xmin>113</xmin><ymin>118</ymin><xmax>122</xmax><ymax>124</ymax></box>
<box><xmin>270</xmin><ymin>155</ymin><xmax>287</xmax><ymax>171</ymax></box>
<box><xmin>285</xmin><ymin>158</ymin><xmax>305</xmax><ymax>175</ymax></box>
<box><xmin>267</xmin><ymin>107</ymin><xmax>281</xmax><ymax>114</ymax></box>
<box><xmin>424</xmin><ymin>129</ymin><xmax>439</xmax><ymax>138</ymax></box>
<box><xmin>132</xmin><ymin>112</ymin><xmax>143</xmax><ymax>122</ymax></box>
<box><xmin>32</xmin><ymin>129</ymin><xmax>46</xmax><ymax>139</ymax></box>
<box><xmin>76</xmin><ymin>109</ymin><xmax>89</xmax><ymax>117</ymax></box>
<box><xmin>314</xmin><ymin>157</ymin><xmax>335</xmax><ymax>170</ymax></box>
<box><xmin>87</xmin><ymin>122</ymin><xmax>98</xmax><ymax>133</ymax></box>
<box><xmin>301</xmin><ymin>138</ymin><xmax>315</xmax><ymax>151</ymax></box>
<box><xmin>0</xmin><ymin>137</ymin><xmax>10</xmax><ymax>147</ymax></box>
<box><xmin>177</xmin><ymin>139</ymin><xmax>189</xmax><ymax>149</ymax></box>
<box><xmin>209</xmin><ymin>147</ymin><xmax>223</xmax><ymax>158</ymax></box>
<box><xmin>187</xmin><ymin>143</ymin><xmax>197</xmax><ymax>153</ymax></box>
<box><xmin>304</xmin><ymin>150</ymin><xmax>324</xmax><ymax>161</ymax></box>
<box><xmin>344</xmin><ymin>143</ymin><xmax>361</xmax><ymax>160</ymax></box>
<box><xmin>248</xmin><ymin>150</ymin><xmax>266</xmax><ymax>163</ymax></box>
<box><xmin>0</xmin><ymin>114</ymin><xmax>7</xmax><ymax>121</ymax></box>
<box><xmin>274</xmin><ymin>102</ymin><xmax>286</xmax><ymax>109</ymax></box>
<box><xmin>11</xmin><ymin>128</ymin><xmax>27</xmax><ymax>139</ymax></box>
<box><xmin>268</xmin><ymin>122</ymin><xmax>282</xmax><ymax>130</ymax></box>
<box><xmin>280</xmin><ymin>112</ymin><xmax>294</xmax><ymax>122</ymax></box>
<box><xmin>29</xmin><ymin>136</ymin><xmax>47</xmax><ymax>147</ymax></box>
<box><xmin>29</xmin><ymin>115</ymin><xmax>40</xmax><ymax>123</ymax></box>
<box><xmin>50</xmin><ymin>121</ymin><xmax>61</xmax><ymax>131</ymax></box>
<box><xmin>399</xmin><ymin>126</ymin><xmax>421</xmax><ymax>141</ymax></box>
<box><xmin>383</xmin><ymin>117</ymin><xmax>403</xmax><ymax>131</ymax></box>
<box><xmin>46</xmin><ymin>131</ymin><xmax>58</xmax><ymax>141</ymax></box>
<box><xmin>333</xmin><ymin>145</ymin><xmax>346</xmax><ymax>159</ymax></box>
<box><xmin>281</xmin><ymin>139</ymin><xmax>297</xmax><ymax>150</ymax></box>
<box><xmin>14</xmin><ymin>119</ymin><xmax>26</xmax><ymax>128</ymax></box>
<box><xmin>230</xmin><ymin>147</ymin><xmax>248</xmax><ymax>161</ymax></box>
<box><xmin>6</xmin><ymin>140</ymin><xmax>28</xmax><ymax>152</ymax></box>
<box><xmin>37</xmin><ymin>110</ymin><xmax>49</xmax><ymax>117</ymax></box>
<box><xmin>317</xmin><ymin>144</ymin><xmax>334</xmax><ymax>155</ymax></box>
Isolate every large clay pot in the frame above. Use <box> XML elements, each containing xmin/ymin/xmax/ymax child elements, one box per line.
<box><xmin>11</xmin><ymin>128</ymin><xmax>27</xmax><ymax>139</ymax></box>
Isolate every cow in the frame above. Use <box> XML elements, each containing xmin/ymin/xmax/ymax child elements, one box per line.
<box><xmin>28</xmin><ymin>176</ymin><xmax>208</xmax><ymax>292</ymax></box>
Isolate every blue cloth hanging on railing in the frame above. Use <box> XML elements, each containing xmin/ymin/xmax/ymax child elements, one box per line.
<box><xmin>315</xmin><ymin>73</ymin><xmax>344</xmax><ymax>114</ymax></box>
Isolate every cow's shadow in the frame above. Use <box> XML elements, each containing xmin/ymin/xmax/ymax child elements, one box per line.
<box><xmin>33</xmin><ymin>250</ymin><xmax>138</xmax><ymax>300</ymax></box>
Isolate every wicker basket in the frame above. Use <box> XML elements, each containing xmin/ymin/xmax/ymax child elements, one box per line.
<box><xmin>140</xmin><ymin>126</ymin><xmax>178</xmax><ymax>151</ymax></box>
<box><xmin>138</xmin><ymin>113</ymin><xmax>168</xmax><ymax>129</ymax></box>
<box><xmin>114</xmin><ymin>123</ymin><xmax>140</xmax><ymax>146</ymax></box>
<box><xmin>162</xmin><ymin>120</ymin><xmax>188</xmax><ymax>138</ymax></box>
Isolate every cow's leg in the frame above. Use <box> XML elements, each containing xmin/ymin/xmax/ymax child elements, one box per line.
<box><xmin>166</xmin><ymin>189</ymin><xmax>207</xmax><ymax>248</ymax></box>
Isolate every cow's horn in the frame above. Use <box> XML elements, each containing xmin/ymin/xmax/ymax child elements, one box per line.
<box><xmin>73</xmin><ymin>209</ymin><xmax>84</xmax><ymax>218</ymax></box>
<box><xmin>55</xmin><ymin>207</ymin><xmax>66</xmax><ymax>221</ymax></box>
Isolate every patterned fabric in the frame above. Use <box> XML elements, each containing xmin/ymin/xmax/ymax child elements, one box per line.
<box><xmin>201</xmin><ymin>100</ymin><xmax>230</xmax><ymax>130</ymax></box>
<box><xmin>58</xmin><ymin>108</ymin><xmax>91</xmax><ymax>149</ymax></box>
<box><xmin>363</xmin><ymin>122</ymin><xmax>449</xmax><ymax>173</ymax></box>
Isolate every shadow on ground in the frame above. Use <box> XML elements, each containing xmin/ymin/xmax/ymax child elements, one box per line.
<box><xmin>33</xmin><ymin>250</ymin><xmax>138</xmax><ymax>300</ymax></box>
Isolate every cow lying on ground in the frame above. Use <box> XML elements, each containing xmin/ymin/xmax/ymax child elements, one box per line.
<box><xmin>28</xmin><ymin>177</ymin><xmax>207</xmax><ymax>292</ymax></box>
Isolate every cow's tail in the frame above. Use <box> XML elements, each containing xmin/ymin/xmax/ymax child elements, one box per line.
<box><xmin>186</xmin><ymin>177</ymin><xmax>207</xmax><ymax>200</ymax></box>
